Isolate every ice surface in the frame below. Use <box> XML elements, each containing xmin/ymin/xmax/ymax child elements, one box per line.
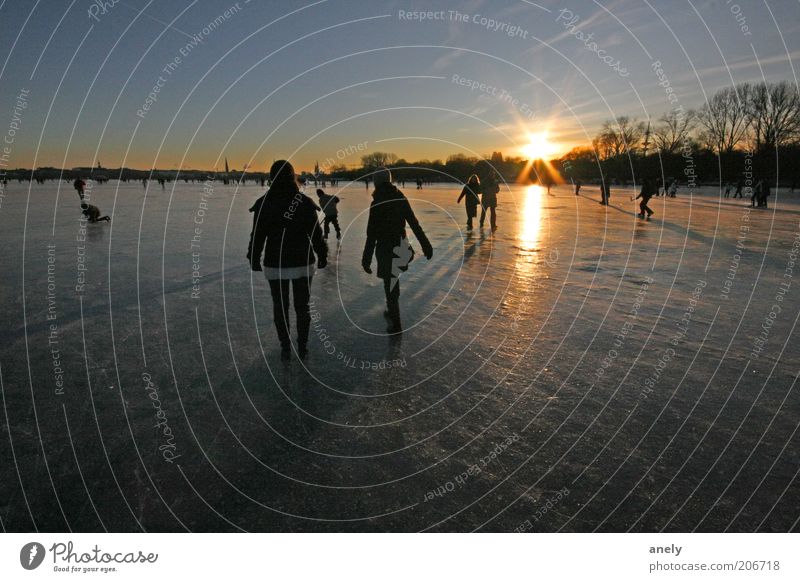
<box><xmin>1</xmin><ymin>180</ymin><xmax>798</xmax><ymax>531</ymax></box>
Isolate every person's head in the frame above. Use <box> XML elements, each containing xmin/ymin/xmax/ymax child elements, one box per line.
<box><xmin>269</xmin><ymin>160</ymin><xmax>298</xmax><ymax>191</ymax></box>
<box><xmin>316</xmin><ymin>188</ymin><xmax>324</xmax><ymax>197</ymax></box>
<box><xmin>80</xmin><ymin>202</ymin><xmax>88</xmax><ymax>211</ymax></box>
<box><xmin>373</xmin><ymin>167</ymin><xmax>392</xmax><ymax>186</ymax></box>
<box><xmin>467</xmin><ymin>174</ymin><xmax>480</xmax><ymax>185</ymax></box>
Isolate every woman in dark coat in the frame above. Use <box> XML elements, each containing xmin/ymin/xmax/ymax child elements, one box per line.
<box><xmin>457</xmin><ymin>174</ymin><xmax>481</xmax><ymax>230</ymax></box>
<box><xmin>362</xmin><ymin>167</ymin><xmax>433</xmax><ymax>334</ymax></box>
<box><xmin>248</xmin><ymin>160</ymin><xmax>327</xmax><ymax>360</ymax></box>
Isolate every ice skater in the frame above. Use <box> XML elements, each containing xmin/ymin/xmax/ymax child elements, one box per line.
<box><xmin>724</xmin><ymin>182</ymin><xmax>731</xmax><ymax>198</ymax></box>
<box><xmin>635</xmin><ymin>178</ymin><xmax>655</xmax><ymax>220</ymax></box>
<box><xmin>362</xmin><ymin>167</ymin><xmax>433</xmax><ymax>335</ymax></box>
<box><xmin>81</xmin><ymin>202</ymin><xmax>110</xmax><ymax>223</ymax></box>
<box><xmin>316</xmin><ymin>188</ymin><xmax>342</xmax><ymax>240</ymax></box>
<box><xmin>248</xmin><ymin>160</ymin><xmax>328</xmax><ymax>361</ymax></box>
<box><xmin>574</xmin><ymin>179</ymin><xmax>581</xmax><ymax>196</ymax></box>
<box><xmin>480</xmin><ymin>172</ymin><xmax>499</xmax><ymax>230</ymax></box>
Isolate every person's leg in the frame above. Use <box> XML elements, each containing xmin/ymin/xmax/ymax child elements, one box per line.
<box><xmin>383</xmin><ymin>277</ymin><xmax>401</xmax><ymax>333</ymax></box>
<box><xmin>479</xmin><ymin>205</ymin><xmax>486</xmax><ymax>227</ymax></box>
<box><xmin>466</xmin><ymin>210</ymin><xmax>473</xmax><ymax>230</ymax></box>
<box><xmin>639</xmin><ymin>200</ymin><xmax>646</xmax><ymax>217</ymax></box>
<box><xmin>646</xmin><ymin>203</ymin><xmax>654</xmax><ymax>217</ymax></box>
<box><xmin>490</xmin><ymin>207</ymin><xmax>497</xmax><ymax>230</ymax></box>
<box><xmin>292</xmin><ymin>277</ymin><xmax>312</xmax><ymax>358</ymax></box>
<box><xmin>268</xmin><ymin>278</ymin><xmax>292</xmax><ymax>357</ymax></box>
<box><xmin>323</xmin><ymin>216</ymin><xmax>331</xmax><ymax>238</ymax></box>
<box><xmin>333</xmin><ymin>216</ymin><xmax>341</xmax><ymax>238</ymax></box>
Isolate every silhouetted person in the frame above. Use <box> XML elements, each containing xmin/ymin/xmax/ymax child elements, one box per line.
<box><xmin>457</xmin><ymin>174</ymin><xmax>481</xmax><ymax>231</ymax></box>
<box><xmin>480</xmin><ymin>173</ymin><xmax>499</xmax><ymax>230</ymax></box>
<box><xmin>636</xmin><ymin>178</ymin><xmax>655</xmax><ymax>220</ymax></box>
<box><xmin>316</xmin><ymin>188</ymin><xmax>341</xmax><ymax>240</ymax></box>
<box><xmin>416</xmin><ymin>178</ymin><xmax>423</xmax><ymax>190</ymax></box>
<box><xmin>81</xmin><ymin>202</ymin><xmax>110</xmax><ymax>222</ymax></box>
<box><xmin>751</xmin><ymin>180</ymin><xmax>761</xmax><ymax>207</ymax></box>
<box><xmin>73</xmin><ymin>178</ymin><xmax>86</xmax><ymax>200</ymax></box>
<box><xmin>248</xmin><ymin>160</ymin><xmax>327</xmax><ymax>361</ymax></box>
<box><xmin>362</xmin><ymin>167</ymin><xmax>433</xmax><ymax>335</ymax></box>
<box><xmin>574</xmin><ymin>179</ymin><xmax>581</xmax><ymax>196</ymax></box>
<box><xmin>600</xmin><ymin>177</ymin><xmax>611</xmax><ymax>205</ymax></box>
<box><xmin>756</xmin><ymin>179</ymin><xmax>770</xmax><ymax>208</ymax></box>
<box><xmin>724</xmin><ymin>182</ymin><xmax>731</xmax><ymax>198</ymax></box>
<box><xmin>668</xmin><ymin>180</ymin><xmax>677</xmax><ymax>198</ymax></box>
<box><xmin>735</xmin><ymin>178</ymin><xmax>744</xmax><ymax>198</ymax></box>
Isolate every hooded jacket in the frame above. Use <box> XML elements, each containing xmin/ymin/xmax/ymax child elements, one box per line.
<box><xmin>247</xmin><ymin>185</ymin><xmax>327</xmax><ymax>271</ymax></box>
<box><xmin>362</xmin><ymin>182</ymin><xmax>432</xmax><ymax>280</ymax></box>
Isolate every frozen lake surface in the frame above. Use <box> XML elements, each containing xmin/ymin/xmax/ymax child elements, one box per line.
<box><xmin>1</xmin><ymin>179</ymin><xmax>799</xmax><ymax>531</ymax></box>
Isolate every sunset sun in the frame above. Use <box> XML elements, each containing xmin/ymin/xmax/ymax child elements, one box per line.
<box><xmin>521</xmin><ymin>132</ymin><xmax>558</xmax><ymax>160</ymax></box>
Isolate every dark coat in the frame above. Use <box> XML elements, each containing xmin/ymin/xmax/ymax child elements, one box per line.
<box><xmin>362</xmin><ymin>183</ymin><xmax>432</xmax><ymax>280</ymax></box>
<box><xmin>481</xmin><ymin>178</ymin><xmax>499</xmax><ymax>208</ymax></box>
<box><xmin>247</xmin><ymin>186</ymin><xmax>327</xmax><ymax>270</ymax></box>
<box><xmin>457</xmin><ymin>183</ymin><xmax>481</xmax><ymax>217</ymax></box>
<box><xmin>637</xmin><ymin>181</ymin><xmax>656</xmax><ymax>202</ymax></box>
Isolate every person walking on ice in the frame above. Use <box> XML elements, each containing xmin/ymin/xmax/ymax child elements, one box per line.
<box><xmin>600</xmin><ymin>176</ymin><xmax>611</xmax><ymax>205</ymax></box>
<box><xmin>362</xmin><ymin>167</ymin><xmax>433</xmax><ymax>335</ymax></box>
<box><xmin>480</xmin><ymin>172</ymin><xmax>500</xmax><ymax>230</ymax></box>
<box><xmin>248</xmin><ymin>160</ymin><xmax>328</xmax><ymax>361</ymax></box>
<box><xmin>457</xmin><ymin>174</ymin><xmax>481</xmax><ymax>231</ymax></box>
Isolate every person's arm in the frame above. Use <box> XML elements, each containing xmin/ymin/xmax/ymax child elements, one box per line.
<box><xmin>404</xmin><ymin>199</ymin><xmax>433</xmax><ymax>259</ymax></box>
<box><xmin>361</xmin><ymin>203</ymin><xmax>377</xmax><ymax>273</ymax></box>
<box><xmin>247</xmin><ymin>203</ymin><xmax>267</xmax><ymax>271</ymax></box>
<box><xmin>457</xmin><ymin>186</ymin><xmax>466</xmax><ymax>203</ymax></box>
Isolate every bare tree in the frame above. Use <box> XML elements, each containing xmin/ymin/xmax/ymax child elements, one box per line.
<box><xmin>361</xmin><ymin>152</ymin><xmax>398</xmax><ymax>170</ymax></box>
<box><xmin>596</xmin><ymin>116</ymin><xmax>645</xmax><ymax>158</ymax></box>
<box><xmin>696</xmin><ymin>85</ymin><xmax>750</xmax><ymax>154</ymax></box>
<box><xmin>747</xmin><ymin>81</ymin><xmax>800</xmax><ymax>153</ymax></box>
<box><xmin>653</xmin><ymin>109</ymin><xmax>696</xmax><ymax>154</ymax></box>
<box><xmin>592</xmin><ymin>134</ymin><xmax>614</xmax><ymax>160</ymax></box>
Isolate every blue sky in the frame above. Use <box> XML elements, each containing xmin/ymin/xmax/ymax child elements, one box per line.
<box><xmin>1</xmin><ymin>0</ymin><xmax>798</xmax><ymax>171</ymax></box>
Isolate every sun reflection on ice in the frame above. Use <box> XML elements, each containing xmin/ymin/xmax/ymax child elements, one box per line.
<box><xmin>519</xmin><ymin>184</ymin><xmax>544</xmax><ymax>251</ymax></box>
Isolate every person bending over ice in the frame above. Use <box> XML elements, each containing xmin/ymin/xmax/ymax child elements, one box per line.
<box><xmin>81</xmin><ymin>202</ymin><xmax>110</xmax><ymax>223</ymax></box>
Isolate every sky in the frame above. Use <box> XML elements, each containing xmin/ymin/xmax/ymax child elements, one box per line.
<box><xmin>0</xmin><ymin>0</ymin><xmax>798</xmax><ymax>172</ymax></box>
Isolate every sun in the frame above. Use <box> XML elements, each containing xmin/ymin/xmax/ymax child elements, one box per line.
<box><xmin>521</xmin><ymin>132</ymin><xmax>558</xmax><ymax>160</ymax></box>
